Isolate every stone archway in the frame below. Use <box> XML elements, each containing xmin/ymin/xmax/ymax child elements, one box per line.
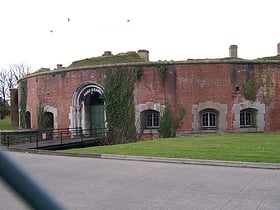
<box><xmin>44</xmin><ymin>112</ymin><xmax>54</xmax><ymax>129</ymax></box>
<box><xmin>70</xmin><ymin>82</ymin><xmax>105</xmax><ymax>135</ymax></box>
<box><xmin>232</xmin><ymin>101</ymin><xmax>265</xmax><ymax>132</ymax></box>
<box><xmin>192</xmin><ymin>101</ymin><xmax>228</xmax><ymax>132</ymax></box>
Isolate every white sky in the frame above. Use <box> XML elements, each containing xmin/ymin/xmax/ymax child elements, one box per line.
<box><xmin>1</xmin><ymin>0</ymin><xmax>280</xmax><ymax>71</ymax></box>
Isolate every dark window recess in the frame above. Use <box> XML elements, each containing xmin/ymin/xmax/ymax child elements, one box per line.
<box><xmin>141</xmin><ymin>110</ymin><xmax>160</xmax><ymax>129</ymax></box>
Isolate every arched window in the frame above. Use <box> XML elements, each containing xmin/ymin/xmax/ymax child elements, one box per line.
<box><xmin>240</xmin><ymin>108</ymin><xmax>257</xmax><ymax>128</ymax></box>
<box><xmin>44</xmin><ymin>112</ymin><xmax>54</xmax><ymax>129</ymax></box>
<box><xmin>25</xmin><ymin>111</ymin><xmax>31</xmax><ymax>129</ymax></box>
<box><xmin>141</xmin><ymin>110</ymin><xmax>160</xmax><ymax>129</ymax></box>
<box><xmin>200</xmin><ymin>109</ymin><xmax>218</xmax><ymax>129</ymax></box>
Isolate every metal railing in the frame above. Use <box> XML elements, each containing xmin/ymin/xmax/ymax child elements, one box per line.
<box><xmin>0</xmin><ymin>127</ymin><xmax>107</xmax><ymax>148</ymax></box>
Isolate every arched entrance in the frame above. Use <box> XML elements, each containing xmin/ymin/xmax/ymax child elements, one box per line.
<box><xmin>44</xmin><ymin>112</ymin><xmax>54</xmax><ymax>129</ymax></box>
<box><xmin>25</xmin><ymin>111</ymin><xmax>31</xmax><ymax>129</ymax></box>
<box><xmin>84</xmin><ymin>90</ymin><xmax>105</xmax><ymax>132</ymax></box>
<box><xmin>71</xmin><ymin>82</ymin><xmax>105</xmax><ymax>136</ymax></box>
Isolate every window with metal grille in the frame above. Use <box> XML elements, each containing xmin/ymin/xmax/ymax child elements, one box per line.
<box><xmin>146</xmin><ymin>112</ymin><xmax>159</xmax><ymax>128</ymax></box>
<box><xmin>240</xmin><ymin>110</ymin><xmax>252</xmax><ymax>127</ymax></box>
<box><xmin>201</xmin><ymin>112</ymin><xmax>217</xmax><ymax>128</ymax></box>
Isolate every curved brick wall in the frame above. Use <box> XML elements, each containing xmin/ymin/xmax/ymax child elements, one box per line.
<box><xmin>16</xmin><ymin>60</ymin><xmax>280</xmax><ymax>136</ymax></box>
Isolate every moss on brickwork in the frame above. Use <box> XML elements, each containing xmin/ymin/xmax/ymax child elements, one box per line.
<box><xmin>19</xmin><ymin>80</ymin><xmax>27</xmax><ymax>128</ymax></box>
<box><xmin>158</xmin><ymin>104</ymin><xmax>186</xmax><ymax>138</ymax></box>
<box><xmin>134</xmin><ymin>66</ymin><xmax>143</xmax><ymax>80</ymax></box>
<box><xmin>259</xmin><ymin>68</ymin><xmax>274</xmax><ymax>103</ymax></box>
<box><xmin>243</xmin><ymin>78</ymin><xmax>257</xmax><ymax>101</ymax></box>
<box><xmin>158</xmin><ymin>105</ymin><xmax>172</xmax><ymax>138</ymax></box>
<box><xmin>37</xmin><ymin>100</ymin><xmax>45</xmax><ymax>130</ymax></box>
<box><xmin>103</xmin><ymin>67</ymin><xmax>137</xmax><ymax>144</ymax></box>
<box><xmin>187</xmin><ymin>57</ymin><xmax>247</xmax><ymax>62</ymax></box>
<box><xmin>158</xmin><ymin>64</ymin><xmax>167</xmax><ymax>82</ymax></box>
<box><xmin>263</xmin><ymin>69</ymin><xmax>274</xmax><ymax>102</ymax></box>
<box><xmin>69</xmin><ymin>51</ymin><xmax>146</xmax><ymax>68</ymax></box>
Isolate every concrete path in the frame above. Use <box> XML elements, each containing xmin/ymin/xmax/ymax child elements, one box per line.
<box><xmin>1</xmin><ymin>151</ymin><xmax>280</xmax><ymax>210</ymax></box>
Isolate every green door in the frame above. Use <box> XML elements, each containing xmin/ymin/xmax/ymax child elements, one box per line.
<box><xmin>90</xmin><ymin>105</ymin><xmax>105</xmax><ymax>137</ymax></box>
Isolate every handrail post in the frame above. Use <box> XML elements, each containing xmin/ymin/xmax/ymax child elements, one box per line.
<box><xmin>2</xmin><ymin>134</ymin><xmax>6</xmax><ymax>147</ymax></box>
<box><xmin>60</xmin><ymin>131</ymin><xmax>63</xmax><ymax>144</ymax></box>
<box><xmin>79</xmin><ymin>127</ymin><xmax>83</xmax><ymax>142</ymax></box>
<box><xmin>36</xmin><ymin>132</ymin><xmax>39</xmax><ymax>148</ymax></box>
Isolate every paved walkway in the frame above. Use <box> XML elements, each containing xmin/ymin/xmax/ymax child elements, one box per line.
<box><xmin>5</xmin><ymin>147</ymin><xmax>280</xmax><ymax>170</ymax></box>
<box><xmin>1</xmin><ymin>151</ymin><xmax>280</xmax><ymax>210</ymax></box>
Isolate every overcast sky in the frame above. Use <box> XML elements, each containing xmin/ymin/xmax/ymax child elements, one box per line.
<box><xmin>1</xmin><ymin>0</ymin><xmax>280</xmax><ymax>71</ymax></box>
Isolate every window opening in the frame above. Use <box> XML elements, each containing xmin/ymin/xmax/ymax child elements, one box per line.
<box><xmin>240</xmin><ymin>110</ymin><xmax>253</xmax><ymax>127</ymax></box>
<box><xmin>201</xmin><ymin>111</ymin><xmax>217</xmax><ymax>128</ymax></box>
<box><xmin>146</xmin><ymin>112</ymin><xmax>159</xmax><ymax>128</ymax></box>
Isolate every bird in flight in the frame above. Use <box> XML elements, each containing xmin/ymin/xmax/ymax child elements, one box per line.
<box><xmin>50</xmin><ymin>17</ymin><xmax>70</xmax><ymax>34</ymax></box>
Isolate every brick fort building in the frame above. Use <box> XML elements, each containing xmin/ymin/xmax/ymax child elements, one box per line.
<box><xmin>12</xmin><ymin>44</ymin><xmax>280</xmax><ymax>139</ymax></box>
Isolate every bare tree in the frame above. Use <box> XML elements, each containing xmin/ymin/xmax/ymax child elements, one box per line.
<box><xmin>0</xmin><ymin>63</ymin><xmax>30</xmax><ymax>105</ymax></box>
<box><xmin>0</xmin><ymin>69</ymin><xmax>9</xmax><ymax>119</ymax></box>
<box><xmin>9</xmin><ymin>63</ymin><xmax>30</xmax><ymax>88</ymax></box>
<box><xmin>0</xmin><ymin>69</ymin><xmax>8</xmax><ymax>105</ymax></box>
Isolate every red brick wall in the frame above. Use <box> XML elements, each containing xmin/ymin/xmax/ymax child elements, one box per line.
<box><xmin>258</xmin><ymin>64</ymin><xmax>280</xmax><ymax>131</ymax></box>
<box><xmin>175</xmin><ymin>63</ymin><xmax>233</xmax><ymax>131</ymax></box>
<box><xmin>18</xmin><ymin>61</ymin><xmax>280</xmax><ymax>133</ymax></box>
<box><xmin>24</xmin><ymin>68</ymin><xmax>106</xmax><ymax>129</ymax></box>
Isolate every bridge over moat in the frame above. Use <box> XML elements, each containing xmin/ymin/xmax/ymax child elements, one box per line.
<box><xmin>0</xmin><ymin>128</ymin><xmax>107</xmax><ymax>150</ymax></box>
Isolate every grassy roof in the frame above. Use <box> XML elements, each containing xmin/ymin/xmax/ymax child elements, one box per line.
<box><xmin>254</xmin><ymin>55</ymin><xmax>280</xmax><ymax>61</ymax></box>
<box><xmin>68</xmin><ymin>51</ymin><xmax>146</xmax><ymax>68</ymax></box>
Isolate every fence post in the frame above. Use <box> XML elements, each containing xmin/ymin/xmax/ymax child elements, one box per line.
<box><xmin>79</xmin><ymin>127</ymin><xmax>83</xmax><ymax>142</ymax></box>
<box><xmin>36</xmin><ymin>132</ymin><xmax>39</xmax><ymax>148</ymax></box>
<box><xmin>60</xmin><ymin>131</ymin><xmax>63</xmax><ymax>145</ymax></box>
<box><xmin>29</xmin><ymin>133</ymin><xmax>32</xmax><ymax>143</ymax></box>
<box><xmin>7</xmin><ymin>135</ymin><xmax>9</xmax><ymax>148</ymax></box>
<box><xmin>2</xmin><ymin>134</ymin><xmax>6</xmax><ymax>147</ymax></box>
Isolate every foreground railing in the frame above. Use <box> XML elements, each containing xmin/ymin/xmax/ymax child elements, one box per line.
<box><xmin>0</xmin><ymin>148</ymin><xmax>65</xmax><ymax>209</ymax></box>
<box><xmin>0</xmin><ymin>127</ymin><xmax>107</xmax><ymax>148</ymax></box>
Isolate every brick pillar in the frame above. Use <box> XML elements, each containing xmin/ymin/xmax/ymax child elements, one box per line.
<box><xmin>10</xmin><ymin>88</ymin><xmax>19</xmax><ymax>127</ymax></box>
<box><xmin>277</xmin><ymin>43</ymin><xmax>280</xmax><ymax>55</ymax></box>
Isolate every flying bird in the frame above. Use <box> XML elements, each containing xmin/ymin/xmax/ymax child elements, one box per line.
<box><xmin>68</xmin><ymin>17</ymin><xmax>71</xmax><ymax>22</ymax></box>
<box><xmin>127</xmin><ymin>19</ymin><xmax>130</xmax><ymax>23</ymax></box>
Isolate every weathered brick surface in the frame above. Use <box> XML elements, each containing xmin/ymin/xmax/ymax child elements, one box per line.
<box><xmin>17</xmin><ymin>61</ymin><xmax>280</xmax><ymax>134</ymax></box>
<box><xmin>174</xmin><ymin>63</ymin><xmax>233</xmax><ymax>131</ymax></box>
<box><xmin>263</xmin><ymin>65</ymin><xmax>280</xmax><ymax>131</ymax></box>
<box><xmin>24</xmin><ymin>68</ymin><xmax>106</xmax><ymax>129</ymax></box>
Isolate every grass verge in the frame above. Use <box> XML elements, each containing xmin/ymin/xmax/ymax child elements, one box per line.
<box><xmin>0</xmin><ymin>119</ymin><xmax>17</xmax><ymax>130</ymax></box>
<box><xmin>63</xmin><ymin>132</ymin><xmax>280</xmax><ymax>163</ymax></box>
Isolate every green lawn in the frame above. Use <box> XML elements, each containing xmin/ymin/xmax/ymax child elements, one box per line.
<box><xmin>0</xmin><ymin>119</ymin><xmax>17</xmax><ymax>130</ymax></box>
<box><xmin>64</xmin><ymin>133</ymin><xmax>280</xmax><ymax>163</ymax></box>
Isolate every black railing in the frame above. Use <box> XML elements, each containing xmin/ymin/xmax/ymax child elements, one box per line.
<box><xmin>0</xmin><ymin>127</ymin><xmax>107</xmax><ymax>148</ymax></box>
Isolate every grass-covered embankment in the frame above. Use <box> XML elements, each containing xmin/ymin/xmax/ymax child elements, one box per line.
<box><xmin>63</xmin><ymin>133</ymin><xmax>280</xmax><ymax>163</ymax></box>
